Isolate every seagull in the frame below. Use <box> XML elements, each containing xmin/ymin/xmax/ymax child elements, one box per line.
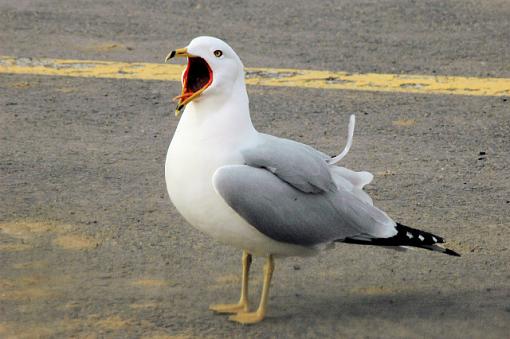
<box><xmin>164</xmin><ymin>36</ymin><xmax>459</xmax><ymax>324</ymax></box>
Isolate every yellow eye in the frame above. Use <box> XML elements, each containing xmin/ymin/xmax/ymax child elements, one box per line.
<box><xmin>214</xmin><ymin>50</ymin><xmax>223</xmax><ymax>57</ymax></box>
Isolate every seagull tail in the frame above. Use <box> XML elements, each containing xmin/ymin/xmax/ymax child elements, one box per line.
<box><xmin>341</xmin><ymin>223</ymin><xmax>461</xmax><ymax>257</ymax></box>
<box><xmin>328</xmin><ymin>114</ymin><xmax>355</xmax><ymax>165</ymax></box>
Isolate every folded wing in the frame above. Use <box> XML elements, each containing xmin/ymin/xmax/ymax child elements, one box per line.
<box><xmin>213</xmin><ymin>164</ymin><xmax>397</xmax><ymax>247</ymax></box>
<box><xmin>242</xmin><ymin>134</ymin><xmax>337</xmax><ymax>194</ymax></box>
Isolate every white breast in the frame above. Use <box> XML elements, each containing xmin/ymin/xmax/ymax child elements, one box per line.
<box><xmin>164</xmin><ymin>112</ymin><xmax>313</xmax><ymax>257</ymax></box>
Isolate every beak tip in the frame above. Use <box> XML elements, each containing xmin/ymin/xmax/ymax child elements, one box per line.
<box><xmin>175</xmin><ymin>104</ymin><xmax>184</xmax><ymax>116</ymax></box>
<box><xmin>165</xmin><ymin>50</ymin><xmax>176</xmax><ymax>63</ymax></box>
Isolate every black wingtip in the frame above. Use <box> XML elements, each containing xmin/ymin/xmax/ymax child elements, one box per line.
<box><xmin>444</xmin><ymin>248</ymin><xmax>461</xmax><ymax>257</ymax></box>
<box><xmin>396</xmin><ymin>222</ymin><xmax>444</xmax><ymax>243</ymax></box>
<box><xmin>341</xmin><ymin>222</ymin><xmax>461</xmax><ymax>257</ymax></box>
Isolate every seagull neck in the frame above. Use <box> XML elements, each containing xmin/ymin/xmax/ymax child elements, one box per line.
<box><xmin>183</xmin><ymin>78</ymin><xmax>257</xmax><ymax>140</ymax></box>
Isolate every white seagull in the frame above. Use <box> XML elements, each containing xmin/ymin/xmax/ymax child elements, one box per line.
<box><xmin>164</xmin><ymin>36</ymin><xmax>459</xmax><ymax>324</ymax></box>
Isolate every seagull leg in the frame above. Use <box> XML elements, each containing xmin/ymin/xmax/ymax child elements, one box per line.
<box><xmin>229</xmin><ymin>255</ymin><xmax>274</xmax><ymax>324</ymax></box>
<box><xmin>209</xmin><ymin>250</ymin><xmax>252</xmax><ymax>314</ymax></box>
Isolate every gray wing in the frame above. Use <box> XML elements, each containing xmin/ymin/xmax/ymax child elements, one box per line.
<box><xmin>213</xmin><ymin>165</ymin><xmax>397</xmax><ymax>246</ymax></box>
<box><xmin>242</xmin><ymin>134</ymin><xmax>336</xmax><ymax>194</ymax></box>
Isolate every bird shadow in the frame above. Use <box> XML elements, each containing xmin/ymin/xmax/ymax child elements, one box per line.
<box><xmin>267</xmin><ymin>287</ymin><xmax>509</xmax><ymax>324</ymax></box>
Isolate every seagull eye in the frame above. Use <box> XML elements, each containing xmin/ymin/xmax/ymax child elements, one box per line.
<box><xmin>213</xmin><ymin>50</ymin><xmax>223</xmax><ymax>58</ymax></box>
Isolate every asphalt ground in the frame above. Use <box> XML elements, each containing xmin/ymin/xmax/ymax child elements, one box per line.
<box><xmin>1</xmin><ymin>1</ymin><xmax>509</xmax><ymax>338</ymax></box>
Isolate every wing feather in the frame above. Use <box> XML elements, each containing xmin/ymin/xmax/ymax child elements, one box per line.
<box><xmin>242</xmin><ymin>134</ymin><xmax>336</xmax><ymax>194</ymax></box>
<box><xmin>213</xmin><ymin>165</ymin><xmax>397</xmax><ymax>247</ymax></box>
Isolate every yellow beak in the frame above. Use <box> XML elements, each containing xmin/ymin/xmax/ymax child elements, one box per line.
<box><xmin>165</xmin><ymin>47</ymin><xmax>212</xmax><ymax>117</ymax></box>
<box><xmin>164</xmin><ymin>47</ymin><xmax>191</xmax><ymax>63</ymax></box>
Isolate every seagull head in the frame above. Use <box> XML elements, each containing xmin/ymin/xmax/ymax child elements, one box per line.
<box><xmin>166</xmin><ymin>36</ymin><xmax>245</xmax><ymax>116</ymax></box>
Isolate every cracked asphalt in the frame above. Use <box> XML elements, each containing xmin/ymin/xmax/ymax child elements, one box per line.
<box><xmin>1</xmin><ymin>1</ymin><xmax>509</xmax><ymax>338</ymax></box>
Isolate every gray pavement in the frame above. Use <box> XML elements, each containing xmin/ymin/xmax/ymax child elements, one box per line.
<box><xmin>1</xmin><ymin>1</ymin><xmax>509</xmax><ymax>338</ymax></box>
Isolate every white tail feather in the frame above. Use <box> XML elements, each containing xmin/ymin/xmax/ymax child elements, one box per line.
<box><xmin>328</xmin><ymin>114</ymin><xmax>355</xmax><ymax>165</ymax></box>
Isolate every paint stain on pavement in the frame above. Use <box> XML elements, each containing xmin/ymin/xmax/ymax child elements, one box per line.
<box><xmin>0</xmin><ymin>220</ymin><xmax>99</xmax><ymax>251</ymax></box>
<box><xmin>95</xmin><ymin>315</ymin><xmax>131</xmax><ymax>330</ymax></box>
<box><xmin>12</xmin><ymin>260</ymin><xmax>49</xmax><ymax>270</ymax></box>
<box><xmin>0</xmin><ymin>243</ymin><xmax>32</xmax><ymax>252</ymax></box>
<box><xmin>53</xmin><ymin>234</ymin><xmax>97</xmax><ymax>250</ymax></box>
<box><xmin>0</xmin><ymin>277</ymin><xmax>53</xmax><ymax>301</ymax></box>
<box><xmin>392</xmin><ymin>119</ymin><xmax>416</xmax><ymax>127</ymax></box>
<box><xmin>0</xmin><ymin>221</ymin><xmax>64</xmax><ymax>240</ymax></box>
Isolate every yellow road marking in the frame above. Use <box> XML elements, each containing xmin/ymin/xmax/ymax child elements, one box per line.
<box><xmin>1</xmin><ymin>55</ymin><xmax>509</xmax><ymax>96</ymax></box>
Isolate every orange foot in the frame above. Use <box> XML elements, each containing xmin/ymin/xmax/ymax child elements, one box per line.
<box><xmin>228</xmin><ymin>311</ymin><xmax>265</xmax><ymax>324</ymax></box>
<box><xmin>209</xmin><ymin>303</ymin><xmax>248</xmax><ymax>314</ymax></box>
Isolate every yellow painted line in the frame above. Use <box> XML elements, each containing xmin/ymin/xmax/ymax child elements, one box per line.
<box><xmin>1</xmin><ymin>55</ymin><xmax>509</xmax><ymax>96</ymax></box>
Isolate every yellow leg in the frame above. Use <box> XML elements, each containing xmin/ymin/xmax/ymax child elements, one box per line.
<box><xmin>209</xmin><ymin>250</ymin><xmax>252</xmax><ymax>314</ymax></box>
<box><xmin>229</xmin><ymin>255</ymin><xmax>274</xmax><ymax>324</ymax></box>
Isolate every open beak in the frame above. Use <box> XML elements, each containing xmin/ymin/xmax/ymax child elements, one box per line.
<box><xmin>165</xmin><ymin>47</ymin><xmax>190</xmax><ymax>62</ymax></box>
<box><xmin>165</xmin><ymin>47</ymin><xmax>213</xmax><ymax>117</ymax></box>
